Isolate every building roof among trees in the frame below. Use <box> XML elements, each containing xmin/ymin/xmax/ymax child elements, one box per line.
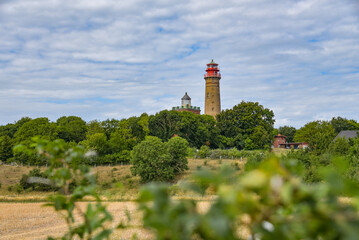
<box><xmin>335</xmin><ymin>130</ymin><xmax>359</xmax><ymax>140</ymax></box>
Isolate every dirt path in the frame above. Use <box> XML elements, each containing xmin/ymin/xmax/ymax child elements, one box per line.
<box><xmin>0</xmin><ymin>202</ymin><xmax>151</xmax><ymax>240</ymax></box>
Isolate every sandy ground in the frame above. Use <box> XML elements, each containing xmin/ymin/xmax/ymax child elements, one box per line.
<box><xmin>0</xmin><ymin>202</ymin><xmax>152</xmax><ymax>240</ymax></box>
<box><xmin>0</xmin><ymin>201</ymin><xmax>217</xmax><ymax>240</ymax></box>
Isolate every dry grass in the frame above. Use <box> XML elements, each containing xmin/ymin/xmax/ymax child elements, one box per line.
<box><xmin>0</xmin><ymin>201</ymin><xmax>219</xmax><ymax>240</ymax></box>
<box><xmin>0</xmin><ymin>158</ymin><xmax>245</xmax><ymax>201</ymax></box>
<box><xmin>0</xmin><ymin>202</ymin><xmax>149</xmax><ymax>240</ymax></box>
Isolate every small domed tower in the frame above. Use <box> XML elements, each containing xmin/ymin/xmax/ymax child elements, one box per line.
<box><xmin>204</xmin><ymin>59</ymin><xmax>221</xmax><ymax>117</ymax></box>
<box><xmin>172</xmin><ymin>92</ymin><xmax>201</xmax><ymax>114</ymax></box>
<box><xmin>181</xmin><ymin>92</ymin><xmax>191</xmax><ymax>108</ymax></box>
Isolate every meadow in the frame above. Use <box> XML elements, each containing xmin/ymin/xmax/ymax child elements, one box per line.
<box><xmin>0</xmin><ymin>158</ymin><xmax>246</xmax><ymax>239</ymax></box>
<box><xmin>0</xmin><ymin>158</ymin><xmax>245</xmax><ymax>201</ymax></box>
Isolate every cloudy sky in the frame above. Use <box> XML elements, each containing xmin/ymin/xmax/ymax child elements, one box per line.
<box><xmin>0</xmin><ymin>0</ymin><xmax>358</xmax><ymax>128</ymax></box>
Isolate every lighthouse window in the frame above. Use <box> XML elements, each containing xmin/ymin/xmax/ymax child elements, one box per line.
<box><xmin>207</xmin><ymin>92</ymin><xmax>209</xmax><ymax>98</ymax></box>
<box><xmin>212</xmin><ymin>79</ymin><xmax>214</xmax><ymax>83</ymax></box>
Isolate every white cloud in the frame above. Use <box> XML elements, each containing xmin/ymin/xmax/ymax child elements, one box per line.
<box><xmin>0</xmin><ymin>0</ymin><xmax>358</xmax><ymax>128</ymax></box>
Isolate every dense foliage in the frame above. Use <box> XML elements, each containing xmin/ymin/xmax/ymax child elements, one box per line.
<box><xmin>27</xmin><ymin>139</ymin><xmax>359</xmax><ymax>240</ymax></box>
<box><xmin>216</xmin><ymin>101</ymin><xmax>275</xmax><ymax>150</ymax></box>
<box><xmin>149</xmin><ymin>110</ymin><xmax>218</xmax><ymax>148</ymax></box>
<box><xmin>278</xmin><ymin>125</ymin><xmax>296</xmax><ymax>143</ymax></box>
<box><xmin>330</xmin><ymin>116</ymin><xmax>359</xmax><ymax>134</ymax></box>
<box><xmin>294</xmin><ymin>120</ymin><xmax>336</xmax><ymax>153</ymax></box>
<box><xmin>131</xmin><ymin>136</ymin><xmax>189</xmax><ymax>182</ymax></box>
<box><xmin>1</xmin><ymin>104</ymin><xmax>359</xmax><ymax>167</ymax></box>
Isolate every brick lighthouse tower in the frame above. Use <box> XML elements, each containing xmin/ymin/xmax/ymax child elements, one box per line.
<box><xmin>204</xmin><ymin>59</ymin><xmax>221</xmax><ymax>117</ymax></box>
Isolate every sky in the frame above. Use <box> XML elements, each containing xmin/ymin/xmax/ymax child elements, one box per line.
<box><xmin>0</xmin><ymin>0</ymin><xmax>358</xmax><ymax>128</ymax></box>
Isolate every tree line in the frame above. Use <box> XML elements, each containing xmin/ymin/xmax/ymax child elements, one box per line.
<box><xmin>0</xmin><ymin>101</ymin><xmax>275</xmax><ymax>165</ymax></box>
<box><xmin>1</xmin><ymin>100</ymin><xmax>358</xmax><ymax>165</ymax></box>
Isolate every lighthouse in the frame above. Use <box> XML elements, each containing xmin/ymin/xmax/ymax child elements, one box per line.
<box><xmin>204</xmin><ymin>59</ymin><xmax>221</xmax><ymax>117</ymax></box>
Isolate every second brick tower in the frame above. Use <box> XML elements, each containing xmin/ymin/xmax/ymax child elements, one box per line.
<box><xmin>204</xmin><ymin>59</ymin><xmax>221</xmax><ymax>117</ymax></box>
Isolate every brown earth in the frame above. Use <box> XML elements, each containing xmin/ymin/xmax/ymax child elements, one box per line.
<box><xmin>0</xmin><ymin>202</ymin><xmax>149</xmax><ymax>240</ymax></box>
<box><xmin>0</xmin><ymin>201</ymin><xmax>217</xmax><ymax>240</ymax></box>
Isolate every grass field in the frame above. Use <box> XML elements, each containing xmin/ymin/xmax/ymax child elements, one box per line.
<box><xmin>0</xmin><ymin>158</ymin><xmax>245</xmax><ymax>239</ymax></box>
<box><xmin>0</xmin><ymin>158</ymin><xmax>245</xmax><ymax>201</ymax></box>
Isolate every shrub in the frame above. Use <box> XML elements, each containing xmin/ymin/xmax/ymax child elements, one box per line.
<box><xmin>328</xmin><ymin>136</ymin><xmax>350</xmax><ymax>155</ymax></box>
<box><xmin>209</xmin><ymin>149</ymin><xmax>222</xmax><ymax>159</ymax></box>
<box><xmin>166</xmin><ymin>136</ymin><xmax>189</xmax><ymax>174</ymax></box>
<box><xmin>20</xmin><ymin>168</ymin><xmax>56</xmax><ymax>191</ymax></box>
<box><xmin>24</xmin><ymin>138</ymin><xmax>359</xmax><ymax>240</ymax></box>
<box><xmin>97</xmin><ymin>151</ymin><xmax>131</xmax><ymax>165</ymax></box>
<box><xmin>15</xmin><ymin>184</ymin><xmax>24</xmax><ymax>193</ymax></box>
<box><xmin>32</xmin><ymin>138</ymin><xmax>115</xmax><ymax>239</ymax></box>
<box><xmin>231</xmin><ymin>162</ymin><xmax>241</xmax><ymax>171</ymax></box>
<box><xmin>186</xmin><ymin>147</ymin><xmax>197</xmax><ymax>158</ymax></box>
<box><xmin>138</xmin><ymin>157</ymin><xmax>359</xmax><ymax>239</ymax></box>
<box><xmin>244</xmin><ymin>152</ymin><xmax>269</xmax><ymax>171</ymax></box>
<box><xmin>131</xmin><ymin>136</ymin><xmax>174</xmax><ymax>182</ymax></box>
<box><xmin>197</xmin><ymin>145</ymin><xmax>210</xmax><ymax>158</ymax></box>
<box><xmin>227</xmin><ymin>147</ymin><xmax>241</xmax><ymax>159</ymax></box>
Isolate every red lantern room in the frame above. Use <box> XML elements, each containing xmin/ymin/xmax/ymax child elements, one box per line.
<box><xmin>204</xmin><ymin>59</ymin><xmax>221</xmax><ymax>78</ymax></box>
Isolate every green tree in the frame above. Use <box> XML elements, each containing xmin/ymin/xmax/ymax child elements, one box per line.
<box><xmin>127</xmin><ymin>113</ymin><xmax>150</xmax><ymax>143</ymax></box>
<box><xmin>108</xmin><ymin>121</ymin><xmax>136</xmax><ymax>153</ymax></box>
<box><xmin>248</xmin><ymin>125</ymin><xmax>272</xmax><ymax>149</ymax></box>
<box><xmin>101</xmin><ymin>118</ymin><xmax>120</xmax><ymax>139</ymax></box>
<box><xmin>331</xmin><ymin>116</ymin><xmax>359</xmax><ymax>134</ymax></box>
<box><xmin>328</xmin><ymin>137</ymin><xmax>350</xmax><ymax>155</ymax></box>
<box><xmin>0</xmin><ymin>117</ymin><xmax>32</xmax><ymax>138</ymax></box>
<box><xmin>149</xmin><ymin>110</ymin><xmax>181</xmax><ymax>142</ymax></box>
<box><xmin>217</xmin><ymin>101</ymin><xmax>275</xmax><ymax>149</ymax></box>
<box><xmin>166</xmin><ymin>136</ymin><xmax>189</xmax><ymax>174</ymax></box>
<box><xmin>138</xmin><ymin>157</ymin><xmax>359</xmax><ymax>240</ymax></box>
<box><xmin>131</xmin><ymin>136</ymin><xmax>174</xmax><ymax>182</ymax></box>
<box><xmin>198</xmin><ymin>145</ymin><xmax>211</xmax><ymax>158</ymax></box>
<box><xmin>57</xmin><ymin>116</ymin><xmax>87</xmax><ymax>143</ymax></box>
<box><xmin>178</xmin><ymin>112</ymin><xmax>219</xmax><ymax>148</ymax></box>
<box><xmin>149</xmin><ymin>110</ymin><xmax>219</xmax><ymax>148</ymax></box>
<box><xmin>0</xmin><ymin>135</ymin><xmax>13</xmax><ymax>161</ymax></box>
<box><xmin>278</xmin><ymin>125</ymin><xmax>296</xmax><ymax>143</ymax></box>
<box><xmin>81</xmin><ymin>133</ymin><xmax>110</xmax><ymax>156</ymax></box>
<box><xmin>86</xmin><ymin>120</ymin><xmax>105</xmax><ymax>136</ymax></box>
<box><xmin>294</xmin><ymin>120</ymin><xmax>336</xmax><ymax>153</ymax></box>
<box><xmin>13</xmin><ymin>117</ymin><xmax>58</xmax><ymax>144</ymax></box>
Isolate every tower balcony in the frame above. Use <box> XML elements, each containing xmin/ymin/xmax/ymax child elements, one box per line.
<box><xmin>204</xmin><ymin>73</ymin><xmax>221</xmax><ymax>78</ymax></box>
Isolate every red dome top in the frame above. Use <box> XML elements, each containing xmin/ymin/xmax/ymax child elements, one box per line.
<box><xmin>204</xmin><ymin>59</ymin><xmax>221</xmax><ymax>78</ymax></box>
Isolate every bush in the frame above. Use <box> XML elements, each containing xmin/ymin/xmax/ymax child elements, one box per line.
<box><xmin>15</xmin><ymin>184</ymin><xmax>24</xmax><ymax>193</ymax></box>
<box><xmin>226</xmin><ymin>147</ymin><xmax>241</xmax><ymax>159</ymax></box>
<box><xmin>23</xmin><ymin>138</ymin><xmax>359</xmax><ymax>240</ymax></box>
<box><xmin>197</xmin><ymin>145</ymin><xmax>211</xmax><ymax>158</ymax></box>
<box><xmin>186</xmin><ymin>147</ymin><xmax>197</xmax><ymax>158</ymax></box>
<box><xmin>209</xmin><ymin>149</ymin><xmax>222</xmax><ymax>159</ymax></box>
<box><xmin>131</xmin><ymin>136</ymin><xmax>189</xmax><ymax>183</ymax></box>
<box><xmin>97</xmin><ymin>151</ymin><xmax>131</xmax><ymax>165</ymax></box>
<box><xmin>244</xmin><ymin>152</ymin><xmax>269</xmax><ymax>171</ymax></box>
<box><xmin>166</xmin><ymin>136</ymin><xmax>189</xmax><ymax>174</ymax></box>
<box><xmin>138</xmin><ymin>157</ymin><xmax>359</xmax><ymax>239</ymax></box>
<box><xmin>19</xmin><ymin>168</ymin><xmax>57</xmax><ymax>191</ymax></box>
<box><xmin>328</xmin><ymin>136</ymin><xmax>350</xmax><ymax>155</ymax></box>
